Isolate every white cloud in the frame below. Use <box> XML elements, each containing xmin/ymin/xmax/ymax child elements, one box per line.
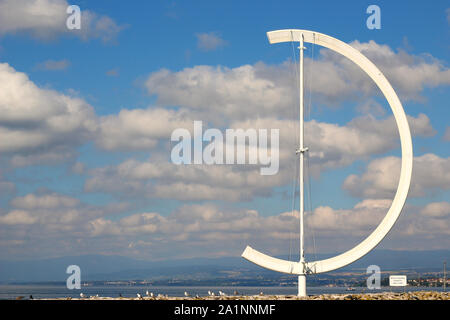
<box><xmin>11</xmin><ymin>193</ymin><xmax>80</xmax><ymax>209</ymax></box>
<box><xmin>389</xmin><ymin>202</ymin><xmax>450</xmax><ymax>243</ymax></box>
<box><xmin>145</xmin><ymin>42</ymin><xmax>450</xmax><ymax>119</ymax></box>
<box><xmin>232</xmin><ymin>113</ymin><xmax>434</xmax><ymax>174</ymax></box>
<box><xmin>306</xmin><ymin>199</ymin><xmax>390</xmax><ymax>236</ymax></box>
<box><xmin>145</xmin><ymin>63</ymin><xmax>295</xmax><ymax>124</ymax></box>
<box><xmin>87</xmin><ymin>110</ymin><xmax>435</xmax><ymax>202</ymax></box>
<box><xmin>0</xmin><ymin>192</ymin><xmax>126</xmax><ymax>231</ymax></box>
<box><xmin>1</xmin><ymin>194</ymin><xmax>448</xmax><ymax>259</ymax></box>
<box><xmin>444</xmin><ymin>126</ymin><xmax>450</xmax><ymax>141</ymax></box>
<box><xmin>96</xmin><ymin>108</ymin><xmax>194</xmax><ymax>151</ymax></box>
<box><xmin>0</xmin><ymin>0</ymin><xmax>124</xmax><ymax>42</ymax></box>
<box><xmin>421</xmin><ymin>202</ymin><xmax>450</xmax><ymax>218</ymax></box>
<box><xmin>0</xmin><ymin>63</ymin><xmax>97</xmax><ymax>165</ymax></box>
<box><xmin>343</xmin><ymin>154</ymin><xmax>450</xmax><ymax>199</ymax></box>
<box><xmin>85</xmin><ymin>160</ymin><xmax>287</xmax><ymax>202</ymax></box>
<box><xmin>0</xmin><ymin>210</ymin><xmax>37</xmax><ymax>225</ymax></box>
<box><xmin>317</xmin><ymin>40</ymin><xmax>450</xmax><ymax>102</ymax></box>
<box><xmin>196</xmin><ymin>32</ymin><xmax>227</xmax><ymax>51</ymax></box>
<box><xmin>35</xmin><ymin>59</ymin><xmax>70</xmax><ymax>71</ymax></box>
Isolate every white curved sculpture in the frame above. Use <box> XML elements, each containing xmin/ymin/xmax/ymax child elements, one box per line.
<box><xmin>242</xmin><ymin>29</ymin><xmax>413</xmax><ymax>294</ymax></box>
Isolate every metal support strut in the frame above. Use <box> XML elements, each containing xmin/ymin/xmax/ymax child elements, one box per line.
<box><xmin>298</xmin><ymin>34</ymin><xmax>308</xmax><ymax>297</ymax></box>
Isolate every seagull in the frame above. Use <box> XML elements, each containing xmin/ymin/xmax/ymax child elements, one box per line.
<box><xmin>29</xmin><ymin>295</ymin><xmax>33</xmax><ymax>300</ymax></box>
<box><xmin>80</xmin><ymin>293</ymin><xmax>86</xmax><ymax>298</ymax></box>
<box><xmin>259</xmin><ymin>291</ymin><xmax>264</xmax><ymax>296</ymax></box>
<box><xmin>119</xmin><ymin>293</ymin><xmax>123</xmax><ymax>298</ymax></box>
<box><xmin>146</xmin><ymin>290</ymin><xmax>154</xmax><ymax>297</ymax></box>
<box><xmin>219</xmin><ymin>291</ymin><xmax>226</xmax><ymax>296</ymax></box>
<box><xmin>233</xmin><ymin>290</ymin><xmax>239</xmax><ymax>295</ymax></box>
<box><xmin>184</xmin><ymin>291</ymin><xmax>190</xmax><ymax>297</ymax></box>
<box><xmin>137</xmin><ymin>293</ymin><xmax>142</xmax><ymax>299</ymax></box>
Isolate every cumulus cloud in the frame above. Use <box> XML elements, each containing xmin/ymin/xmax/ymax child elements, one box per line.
<box><xmin>96</xmin><ymin>108</ymin><xmax>194</xmax><ymax>151</ymax></box>
<box><xmin>145</xmin><ymin>63</ymin><xmax>295</xmax><ymax>124</ymax></box>
<box><xmin>0</xmin><ymin>63</ymin><xmax>97</xmax><ymax>165</ymax></box>
<box><xmin>309</xmin><ymin>199</ymin><xmax>390</xmax><ymax>228</ymax></box>
<box><xmin>232</xmin><ymin>113</ymin><xmax>434</xmax><ymax>174</ymax></box>
<box><xmin>3</xmin><ymin>197</ymin><xmax>448</xmax><ymax>259</ymax></box>
<box><xmin>145</xmin><ymin>42</ymin><xmax>450</xmax><ymax>120</ymax></box>
<box><xmin>444</xmin><ymin>126</ymin><xmax>450</xmax><ymax>141</ymax></box>
<box><xmin>343</xmin><ymin>154</ymin><xmax>450</xmax><ymax>199</ymax></box>
<box><xmin>87</xmin><ymin>111</ymin><xmax>434</xmax><ymax>202</ymax></box>
<box><xmin>0</xmin><ymin>210</ymin><xmax>37</xmax><ymax>225</ymax></box>
<box><xmin>196</xmin><ymin>32</ymin><xmax>227</xmax><ymax>51</ymax></box>
<box><xmin>85</xmin><ymin>160</ymin><xmax>287</xmax><ymax>202</ymax></box>
<box><xmin>1</xmin><ymin>189</ymin><xmax>448</xmax><ymax>259</ymax></box>
<box><xmin>316</xmin><ymin>40</ymin><xmax>450</xmax><ymax>102</ymax></box>
<box><xmin>389</xmin><ymin>202</ymin><xmax>450</xmax><ymax>246</ymax></box>
<box><xmin>0</xmin><ymin>192</ymin><xmax>127</xmax><ymax>231</ymax></box>
<box><xmin>421</xmin><ymin>202</ymin><xmax>450</xmax><ymax>218</ymax></box>
<box><xmin>10</xmin><ymin>193</ymin><xmax>80</xmax><ymax>209</ymax></box>
<box><xmin>0</xmin><ymin>0</ymin><xmax>124</xmax><ymax>42</ymax></box>
<box><xmin>35</xmin><ymin>59</ymin><xmax>70</xmax><ymax>71</ymax></box>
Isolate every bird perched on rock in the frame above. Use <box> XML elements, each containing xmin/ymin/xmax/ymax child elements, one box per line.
<box><xmin>137</xmin><ymin>293</ymin><xmax>142</xmax><ymax>299</ymax></box>
<box><xmin>184</xmin><ymin>291</ymin><xmax>190</xmax><ymax>297</ymax></box>
<box><xmin>80</xmin><ymin>293</ymin><xmax>86</xmax><ymax>298</ymax></box>
<box><xmin>219</xmin><ymin>291</ymin><xmax>226</xmax><ymax>296</ymax></box>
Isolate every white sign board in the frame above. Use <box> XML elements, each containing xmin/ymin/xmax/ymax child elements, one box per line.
<box><xmin>389</xmin><ymin>275</ymin><xmax>407</xmax><ymax>286</ymax></box>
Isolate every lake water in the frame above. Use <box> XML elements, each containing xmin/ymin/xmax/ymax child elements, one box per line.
<box><xmin>0</xmin><ymin>284</ymin><xmax>445</xmax><ymax>300</ymax></box>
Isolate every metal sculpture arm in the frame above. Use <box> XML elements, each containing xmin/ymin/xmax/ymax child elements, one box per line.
<box><xmin>242</xmin><ymin>29</ymin><xmax>413</xmax><ymax>274</ymax></box>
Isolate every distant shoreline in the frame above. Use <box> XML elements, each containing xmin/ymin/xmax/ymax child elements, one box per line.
<box><xmin>33</xmin><ymin>291</ymin><xmax>448</xmax><ymax>300</ymax></box>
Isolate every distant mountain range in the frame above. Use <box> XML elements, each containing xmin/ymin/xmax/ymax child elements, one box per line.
<box><xmin>0</xmin><ymin>249</ymin><xmax>448</xmax><ymax>283</ymax></box>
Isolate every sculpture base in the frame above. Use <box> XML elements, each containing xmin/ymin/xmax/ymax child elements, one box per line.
<box><xmin>298</xmin><ymin>274</ymin><xmax>306</xmax><ymax>297</ymax></box>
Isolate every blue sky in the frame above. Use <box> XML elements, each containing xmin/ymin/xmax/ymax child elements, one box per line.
<box><xmin>0</xmin><ymin>0</ymin><xmax>449</xmax><ymax>261</ymax></box>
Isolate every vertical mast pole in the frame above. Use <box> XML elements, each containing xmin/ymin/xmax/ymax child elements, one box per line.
<box><xmin>298</xmin><ymin>33</ymin><xmax>307</xmax><ymax>297</ymax></box>
<box><xmin>444</xmin><ymin>261</ymin><xmax>447</xmax><ymax>291</ymax></box>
